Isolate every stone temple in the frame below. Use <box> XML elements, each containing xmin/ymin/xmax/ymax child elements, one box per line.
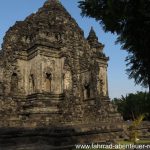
<box><xmin>0</xmin><ymin>0</ymin><xmax>124</xmax><ymax>149</ymax></box>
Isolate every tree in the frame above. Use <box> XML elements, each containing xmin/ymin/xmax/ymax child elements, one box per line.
<box><xmin>79</xmin><ymin>0</ymin><xmax>150</xmax><ymax>92</ymax></box>
<box><xmin>112</xmin><ymin>92</ymin><xmax>150</xmax><ymax>121</ymax></box>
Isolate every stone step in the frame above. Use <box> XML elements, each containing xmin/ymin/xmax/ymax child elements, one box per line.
<box><xmin>23</xmin><ymin>106</ymin><xmax>60</xmax><ymax>114</ymax></box>
<box><xmin>24</xmin><ymin>99</ymin><xmax>61</xmax><ymax>105</ymax></box>
<box><xmin>27</xmin><ymin>93</ymin><xmax>64</xmax><ymax>100</ymax></box>
<box><xmin>23</xmin><ymin>100</ymin><xmax>62</xmax><ymax>111</ymax></box>
<box><xmin>27</xmin><ymin>97</ymin><xmax>64</xmax><ymax>101</ymax></box>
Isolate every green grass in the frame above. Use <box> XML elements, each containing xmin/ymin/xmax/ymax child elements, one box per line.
<box><xmin>117</xmin><ymin>139</ymin><xmax>150</xmax><ymax>144</ymax></box>
<box><xmin>136</xmin><ymin>140</ymin><xmax>150</xmax><ymax>144</ymax></box>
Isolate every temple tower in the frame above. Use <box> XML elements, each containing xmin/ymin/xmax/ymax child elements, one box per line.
<box><xmin>0</xmin><ymin>0</ymin><xmax>124</xmax><ymax>149</ymax></box>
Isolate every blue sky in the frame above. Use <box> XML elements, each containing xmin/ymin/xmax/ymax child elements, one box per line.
<box><xmin>0</xmin><ymin>0</ymin><xmax>148</xmax><ymax>99</ymax></box>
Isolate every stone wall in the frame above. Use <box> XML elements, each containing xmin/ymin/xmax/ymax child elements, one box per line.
<box><xmin>17</xmin><ymin>54</ymin><xmax>63</xmax><ymax>95</ymax></box>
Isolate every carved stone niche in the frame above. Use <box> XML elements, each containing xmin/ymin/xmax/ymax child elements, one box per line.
<box><xmin>63</xmin><ymin>70</ymin><xmax>72</xmax><ymax>91</ymax></box>
<box><xmin>10</xmin><ymin>73</ymin><xmax>19</xmax><ymax>94</ymax></box>
<box><xmin>45</xmin><ymin>73</ymin><xmax>52</xmax><ymax>92</ymax></box>
<box><xmin>83</xmin><ymin>80</ymin><xmax>91</xmax><ymax>99</ymax></box>
<box><xmin>29</xmin><ymin>74</ymin><xmax>35</xmax><ymax>94</ymax></box>
<box><xmin>81</xmin><ymin>71</ymin><xmax>91</xmax><ymax>100</ymax></box>
<box><xmin>0</xmin><ymin>82</ymin><xmax>3</xmax><ymax>94</ymax></box>
<box><xmin>54</xmin><ymin>33</ymin><xmax>62</xmax><ymax>41</ymax></box>
<box><xmin>43</xmin><ymin>67</ymin><xmax>53</xmax><ymax>93</ymax></box>
<box><xmin>29</xmin><ymin>66</ymin><xmax>37</xmax><ymax>94</ymax></box>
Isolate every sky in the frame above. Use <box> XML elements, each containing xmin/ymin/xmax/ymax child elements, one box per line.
<box><xmin>0</xmin><ymin>0</ymin><xmax>148</xmax><ymax>99</ymax></box>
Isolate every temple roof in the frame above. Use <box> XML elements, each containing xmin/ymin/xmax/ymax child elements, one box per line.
<box><xmin>87</xmin><ymin>27</ymin><xmax>98</xmax><ymax>41</ymax></box>
<box><xmin>43</xmin><ymin>0</ymin><xmax>60</xmax><ymax>6</ymax></box>
<box><xmin>2</xmin><ymin>0</ymin><xmax>84</xmax><ymax>55</ymax></box>
<box><xmin>87</xmin><ymin>27</ymin><xmax>104</xmax><ymax>50</ymax></box>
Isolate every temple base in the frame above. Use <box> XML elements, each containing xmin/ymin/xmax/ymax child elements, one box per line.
<box><xmin>0</xmin><ymin>124</ymin><xmax>124</xmax><ymax>150</ymax></box>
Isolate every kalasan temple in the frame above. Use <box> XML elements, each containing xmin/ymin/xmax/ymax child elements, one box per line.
<box><xmin>0</xmin><ymin>0</ymin><xmax>124</xmax><ymax>149</ymax></box>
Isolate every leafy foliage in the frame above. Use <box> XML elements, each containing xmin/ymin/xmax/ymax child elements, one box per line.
<box><xmin>112</xmin><ymin>92</ymin><xmax>150</xmax><ymax>121</ymax></box>
<box><xmin>128</xmin><ymin>114</ymin><xmax>144</xmax><ymax>143</ymax></box>
<box><xmin>79</xmin><ymin>0</ymin><xmax>150</xmax><ymax>91</ymax></box>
